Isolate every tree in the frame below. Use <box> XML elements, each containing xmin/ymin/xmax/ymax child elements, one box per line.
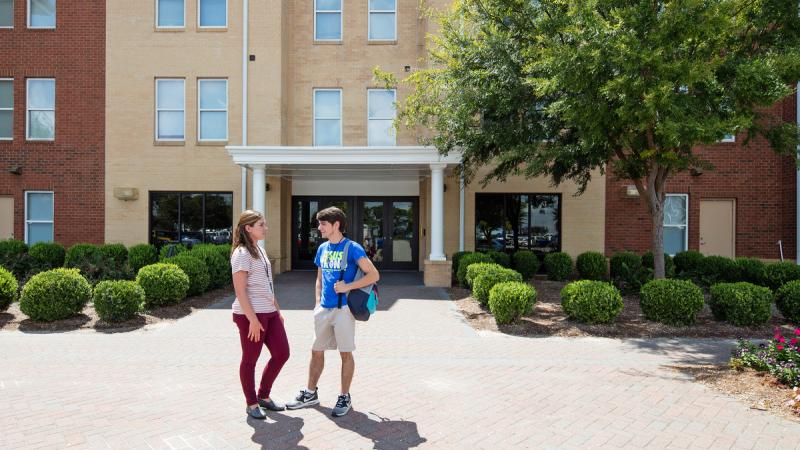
<box><xmin>382</xmin><ymin>0</ymin><xmax>800</xmax><ymax>278</ymax></box>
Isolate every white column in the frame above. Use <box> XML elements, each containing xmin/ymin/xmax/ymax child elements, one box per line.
<box><xmin>429</xmin><ymin>163</ymin><xmax>446</xmax><ymax>261</ymax></box>
<box><xmin>251</xmin><ymin>164</ymin><xmax>266</xmax><ymax>248</ymax></box>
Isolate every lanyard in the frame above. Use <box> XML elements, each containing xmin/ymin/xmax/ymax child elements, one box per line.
<box><xmin>256</xmin><ymin>245</ymin><xmax>274</xmax><ymax>295</ymax></box>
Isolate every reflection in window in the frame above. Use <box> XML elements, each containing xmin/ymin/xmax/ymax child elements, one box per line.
<box><xmin>150</xmin><ymin>192</ymin><xmax>233</xmax><ymax>248</ymax></box>
<box><xmin>664</xmin><ymin>194</ymin><xmax>688</xmax><ymax>255</ymax></box>
<box><xmin>475</xmin><ymin>193</ymin><xmax>560</xmax><ymax>254</ymax></box>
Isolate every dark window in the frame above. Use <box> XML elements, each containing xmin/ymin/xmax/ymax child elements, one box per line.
<box><xmin>150</xmin><ymin>191</ymin><xmax>233</xmax><ymax>248</ymax></box>
<box><xmin>475</xmin><ymin>193</ymin><xmax>560</xmax><ymax>254</ymax></box>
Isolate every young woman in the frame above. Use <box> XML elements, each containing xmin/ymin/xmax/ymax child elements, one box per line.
<box><xmin>230</xmin><ymin>210</ymin><xmax>290</xmax><ymax>419</ymax></box>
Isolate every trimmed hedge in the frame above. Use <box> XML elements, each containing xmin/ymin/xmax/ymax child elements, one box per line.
<box><xmin>610</xmin><ymin>251</ymin><xmax>646</xmax><ymax>292</ymax></box>
<box><xmin>19</xmin><ymin>268</ymin><xmax>91</xmax><ymax>322</ymax></box>
<box><xmin>451</xmin><ymin>251</ymin><xmax>471</xmax><ymax>276</ymax></box>
<box><xmin>641</xmin><ymin>251</ymin><xmax>675</xmax><ymax>278</ymax></box>
<box><xmin>65</xmin><ymin>243</ymin><xmax>101</xmax><ymax>268</ymax></box>
<box><xmin>136</xmin><ymin>263</ymin><xmax>190</xmax><ymax>307</ymax></box>
<box><xmin>699</xmin><ymin>256</ymin><xmax>738</xmax><ymax>286</ymax></box>
<box><xmin>0</xmin><ymin>267</ymin><xmax>18</xmax><ymax>311</ymax></box>
<box><xmin>99</xmin><ymin>243</ymin><xmax>128</xmax><ymax>269</ymax></box>
<box><xmin>159</xmin><ymin>243</ymin><xmax>188</xmax><ymax>260</ymax></box>
<box><xmin>466</xmin><ymin>262</ymin><xmax>504</xmax><ymax>289</ymax></box>
<box><xmin>576</xmin><ymin>252</ymin><xmax>607</xmax><ymax>280</ymax></box>
<box><xmin>93</xmin><ymin>280</ymin><xmax>145</xmax><ymax>323</ymax></box>
<box><xmin>472</xmin><ymin>267</ymin><xmax>523</xmax><ymax>305</ymax></box>
<box><xmin>28</xmin><ymin>242</ymin><xmax>66</xmax><ymax>271</ymax></box>
<box><xmin>488</xmin><ymin>281</ymin><xmax>536</xmax><ymax>324</ymax></box>
<box><xmin>775</xmin><ymin>280</ymin><xmax>800</xmax><ymax>323</ymax></box>
<box><xmin>543</xmin><ymin>252</ymin><xmax>572</xmax><ymax>281</ymax></box>
<box><xmin>560</xmin><ymin>280</ymin><xmax>623</xmax><ymax>324</ymax></box>
<box><xmin>457</xmin><ymin>252</ymin><xmax>493</xmax><ymax>287</ymax></box>
<box><xmin>486</xmin><ymin>251</ymin><xmax>512</xmax><ymax>268</ymax></box>
<box><xmin>163</xmin><ymin>254</ymin><xmax>210</xmax><ymax>296</ymax></box>
<box><xmin>639</xmin><ymin>279</ymin><xmax>704</xmax><ymax>326</ymax></box>
<box><xmin>128</xmin><ymin>244</ymin><xmax>159</xmax><ymax>274</ymax></box>
<box><xmin>0</xmin><ymin>239</ymin><xmax>30</xmax><ymax>280</ymax></box>
<box><xmin>735</xmin><ymin>257</ymin><xmax>767</xmax><ymax>287</ymax></box>
<box><xmin>708</xmin><ymin>282</ymin><xmax>772</xmax><ymax>326</ymax></box>
<box><xmin>764</xmin><ymin>262</ymin><xmax>800</xmax><ymax>292</ymax></box>
<box><xmin>65</xmin><ymin>243</ymin><xmax>126</xmax><ymax>284</ymax></box>
<box><xmin>512</xmin><ymin>250</ymin><xmax>540</xmax><ymax>280</ymax></box>
<box><xmin>673</xmin><ymin>250</ymin><xmax>705</xmax><ymax>278</ymax></box>
<box><xmin>190</xmin><ymin>246</ymin><xmax>230</xmax><ymax>288</ymax></box>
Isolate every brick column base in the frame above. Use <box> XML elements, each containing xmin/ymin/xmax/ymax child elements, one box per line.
<box><xmin>424</xmin><ymin>259</ymin><xmax>452</xmax><ymax>287</ymax></box>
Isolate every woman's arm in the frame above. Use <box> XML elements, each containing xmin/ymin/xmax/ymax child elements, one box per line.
<box><xmin>233</xmin><ymin>270</ymin><xmax>264</xmax><ymax>341</ymax></box>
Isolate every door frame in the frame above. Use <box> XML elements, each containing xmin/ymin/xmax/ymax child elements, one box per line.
<box><xmin>699</xmin><ymin>198</ymin><xmax>736</xmax><ymax>257</ymax></box>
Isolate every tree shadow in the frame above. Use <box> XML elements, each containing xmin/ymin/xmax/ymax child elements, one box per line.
<box><xmin>316</xmin><ymin>407</ymin><xmax>426</xmax><ymax>450</ymax></box>
<box><xmin>18</xmin><ymin>314</ymin><xmax>92</xmax><ymax>333</ymax></box>
<box><xmin>0</xmin><ymin>312</ymin><xmax>13</xmax><ymax>328</ymax></box>
<box><xmin>247</xmin><ymin>411</ymin><xmax>308</xmax><ymax>450</ymax></box>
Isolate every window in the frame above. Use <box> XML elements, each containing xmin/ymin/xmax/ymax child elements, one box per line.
<box><xmin>198</xmin><ymin>79</ymin><xmax>228</xmax><ymax>141</ymax></box>
<box><xmin>368</xmin><ymin>0</ymin><xmax>396</xmax><ymax>41</ymax></box>
<box><xmin>25</xmin><ymin>191</ymin><xmax>53</xmax><ymax>245</ymax></box>
<box><xmin>368</xmin><ymin>89</ymin><xmax>396</xmax><ymax>146</ymax></box>
<box><xmin>721</xmin><ymin>133</ymin><xmax>735</xmax><ymax>142</ymax></box>
<box><xmin>475</xmin><ymin>193</ymin><xmax>561</xmax><ymax>254</ymax></box>
<box><xmin>28</xmin><ymin>0</ymin><xmax>54</xmax><ymax>28</ymax></box>
<box><xmin>155</xmin><ymin>78</ymin><xmax>185</xmax><ymax>141</ymax></box>
<box><xmin>150</xmin><ymin>192</ymin><xmax>233</xmax><ymax>248</ymax></box>
<box><xmin>314</xmin><ymin>0</ymin><xmax>341</xmax><ymax>41</ymax></box>
<box><xmin>313</xmin><ymin>89</ymin><xmax>341</xmax><ymax>146</ymax></box>
<box><xmin>26</xmin><ymin>78</ymin><xmax>54</xmax><ymax>140</ymax></box>
<box><xmin>0</xmin><ymin>79</ymin><xmax>11</xmax><ymax>140</ymax></box>
<box><xmin>198</xmin><ymin>0</ymin><xmax>226</xmax><ymax>28</ymax></box>
<box><xmin>0</xmin><ymin>0</ymin><xmax>12</xmax><ymax>28</ymax></box>
<box><xmin>664</xmin><ymin>194</ymin><xmax>688</xmax><ymax>256</ymax></box>
<box><xmin>157</xmin><ymin>0</ymin><xmax>184</xmax><ymax>28</ymax></box>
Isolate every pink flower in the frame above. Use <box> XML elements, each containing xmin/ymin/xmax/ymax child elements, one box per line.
<box><xmin>795</xmin><ymin>328</ymin><xmax>800</xmax><ymax>336</ymax></box>
<box><xmin>791</xmin><ymin>338</ymin><xmax>798</xmax><ymax>346</ymax></box>
<box><xmin>777</xmin><ymin>345</ymin><xmax>784</xmax><ymax>351</ymax></box>
<box><xmin>778</xmin><ymin>336</ymin><xmax>786</xmax><ymax>343</ymax></box>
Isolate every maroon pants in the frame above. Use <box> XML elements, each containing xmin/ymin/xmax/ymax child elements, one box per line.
<box><xmin>233</xmin><ymin>312</ymin><xmax>290</xmax><ymax>406</ymax></box>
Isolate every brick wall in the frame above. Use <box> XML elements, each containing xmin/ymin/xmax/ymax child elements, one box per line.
<box><xmin>0</xmin><ymin>1</ymin><xmax>105</xmax><ymax>246</ymax></box>
<box><xmin>605</xmin><ymin>98</ymin><xmax>797</xmax><ymax>260</ymax></box>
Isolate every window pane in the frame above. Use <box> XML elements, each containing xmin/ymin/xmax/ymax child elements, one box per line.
<box><xmin>0</xmin><ymin>80</ymin><xmax>11</xmax><ymax>108</ymax></box>
<box><xmin>199</xmin><ymin>0</ymin><xmax>225</xmax><ymax>26</ymax></box>
<box><xmin>0</xmin><ymin>110</ymin><xmax>11</xmax><ymax>138</ymax></box>
<box><xmin>157</xmin><ymin>80</ymin><xmax>183</xmax><ymax>109</ymax></box>
<box><xmin>28</xmin><ymin>110</ymin><xmax>54</xmax><ymax>139</ymax></box>
<box><xmin>664</xmin><ymin>195</ymin><xmax>687</xmax><ymax>225</ymax></box>
<box><xmin>151</xmin><ymin>193</ymin><xmax>179</xmax><ymax>246</ymax></box>
<box><xmin>475</xmin><ymin>194</ymin><xmax>505</xmax><ymax>251</ymax></box>
<box><xmin>200</xmin><ymin>111</ymin><xmax>227</xmax><ymax>140</ymax></box>
<box><xmin>28</xmin><ymin>223</ymin><xmax>53</xmax><ymax>244</ymax></box>
<box><xmin>530</xmin><ymin>194</ymin><xmax>559</xmax><ymax>253</ymax></box>
<box><xmin>27</xmin><ymin>79</ymin><xmax>54</xmax><ymax>109</ymax></box>
<box><xmin>158</xmin><ymin>111</ymin><xmax>184</xmax><ymax>139</ymax></box>
<box><xmin>517</xmin><ymin>195</ymin><xmax>530</xmax><ymax>250</ymax></box>
<box><xmin>27</xmin><ymin>193</ymin><xmax>53</xmax><ymax>220</ymax></box>
<box><xmin>0</xmin><ymin>0</ymin><xmax>12</xmax><ymax>27</ymax></box>
<box><xmin>314</xmin><ymin>90</ymin><xmax>340</xmax><ymax>118</ymax></box>
<box><xmin>30</xmin><ymin>0</ymin><xmax>55</xmax><ymax>27</ymax></box>
<box><xmin>315</xmin><ymin>119</ymin><xmax>341</xmax><ymax>146</ymax></box>
<box><xmin>368</xmin><ymin>119</ymin><xmax>394</xmax><ymax>146</ymax></box>
<box><xmin>316</xmin><ymin>0</ymin><xmax>341</xmax><ymax>11</ymax></box>
<box><xmin>204</xmin><ymin>193</ymin><xmax>233</xmax><ymax>244</ymax></box>
<box><xmin>368</xmin><ymin>90</ymin><xmax>395</xmax><ymax>119</ymax></box>
<box><xmin>158</xmin><ymin>0</ymin><xmax>184</xmax><ymax>26</ymax></box>
<box><xmin>369</xmin><ymin>12</ymin><xmax>395</xmax><ymax>40</ymax></box>
<box><xmin>369</xmin><ymin>0</ymin><xmax>395</xmax><ymax>9</ymax></box>
<box><xmin>180</xmin><ymin>193</ymin><xmax>203</xmax><ymax>246</ymax></box>
<box><xmin>315</xmin><ymin>12</ymin><xmax>341</xmax><ymax>39</ymax></box>
<box><xmin>199</xmin><ymin>80</ymin><xmax>227</xmax><ymax>109</ymax></box>
<box><xmin>664</xmin><ymin>226</ymin><xmax>686</xmax><ymax>255</ymax></box>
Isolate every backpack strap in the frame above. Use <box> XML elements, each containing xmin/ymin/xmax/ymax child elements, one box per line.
<box><xmin>337</xmin><ymin>240</ymin><xmax>352</xmax><ymax>309</ymax></box>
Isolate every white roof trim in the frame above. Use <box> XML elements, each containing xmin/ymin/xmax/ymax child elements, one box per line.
<box><xmin>225</xmin><ymin>145</ymin><xmax>462</xmax><ymax>166</ymax></box>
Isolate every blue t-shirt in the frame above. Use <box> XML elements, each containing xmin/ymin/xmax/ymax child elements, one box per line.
<box><xmin>314</xmin><ymin>238</ymin><xmax>368</xmax><ymax>308</ymax></box>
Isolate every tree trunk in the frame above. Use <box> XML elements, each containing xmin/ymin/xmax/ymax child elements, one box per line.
<box><xmin>650</xmin><ymin>197</ymin><xmax>666</xmax><ymax>279</ymax></box>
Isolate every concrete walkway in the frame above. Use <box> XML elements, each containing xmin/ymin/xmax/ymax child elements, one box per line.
<box><xmin>1</xmin><ymin>272</ymin><xmax>799</xmax><ymax>449</ymax></box>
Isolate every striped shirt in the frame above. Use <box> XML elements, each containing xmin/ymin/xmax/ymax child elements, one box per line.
<box><xmin>230</xmin><ymin>245</ymin><xmax>276</xmax><ymax>314</ymax></box>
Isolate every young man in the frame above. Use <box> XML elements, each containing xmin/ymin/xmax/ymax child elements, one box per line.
<box><xmin>286</xmin><ymin>206</ymin><xmax>380</xmax><ymax>417</ymax></box>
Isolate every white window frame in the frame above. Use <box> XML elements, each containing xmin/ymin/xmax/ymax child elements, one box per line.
<box><xmin>197</xmin><ymin>78</ymin><xmax>228</xmax><ymax>141</ymax></box>
<box><xmin>27</xmin><ymin>0</ymin><xmax>55</xmax><ymax>29</ymax></box>
<box><xmin>24</xmin><ymin>190</ymin><xmax>54</xmax><ymax>245</ymax></box>
<box><xmin>155</xmin><ymin>78</ymin><xmax>185</xmax><ymax>141</ymax></box>
<box><xmin>314</xmin><ymin>0</ymin><xmax>342</xmax><ymax>42</ymax></box>
<box><xmin>156</xmin><ymin>0</ymin><xmax>185</xmax><ymax>29</ymax></box>
<box><xmin>368</xmin><ymin>0</ymin><xmax>397</xmax><ymax>41</ymax></box>
<box><xmin>367</xmin><ymin>88</ymin><xmax>396</xmax><ymax>146</ymax></box>
<box><xmin>0</xmin><ymin>0</ymin><xmax>13</xmax><ymax>29</ymax></box>
<box><xmin>664</xmin><ymin>193</ymin><xmax>689</xmax><ymax>256</ymax></box>
<box><xmin>197</xmin><ymin>0</ymin><xmax>227</xmax><ymax>28</ymax></box>
<box><xmin>721</xmin><ymin>133</ymin><xmax>736</xmax><ymax>143</ymax></box>
<box><xmin>0</xmin><ymin>78</ymin><xmax>12</xmax><ymax>141</ymax></box>
<box><xmin>26</xmin><ymin>78</ymin><xmax>55</xmax><ymax>141</ymax></box>
<box><xmin>313</xmin><ymin>88</ymin><xmax>342</xmax><ymax>146</ymax></box>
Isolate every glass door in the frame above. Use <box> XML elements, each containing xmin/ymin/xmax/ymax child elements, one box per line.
<box><xmin>292</xmin><ymin>196</ymin><xmax>353</xmax><ymax>270</ymax></box>
<box><xmin>357</xmin><ymin>197</ymin><xmax>418</xmax><ymax>270</ymax></box>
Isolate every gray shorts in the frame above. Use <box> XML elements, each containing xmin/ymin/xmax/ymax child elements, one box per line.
<box><xmin>312</xmin><ymin>305</ymin><xmax>356</xmax><ymax>352</ymax></box>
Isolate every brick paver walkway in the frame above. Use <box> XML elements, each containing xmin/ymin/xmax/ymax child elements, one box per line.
<box><xmin>2</xmin><ymin>272</ymin><xmax>800</xmax><ymax>449</ymax></box>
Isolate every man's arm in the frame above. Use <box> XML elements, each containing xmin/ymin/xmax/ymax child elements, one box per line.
<box><xmin>335</xmin><ymin>257</ymin><xmax>380</xmax><ymax>293</ymax></box>
<box><xmin>315</xmin><ymin>267</ymin><xmax>323</xmax><ymax>307</ymax></box>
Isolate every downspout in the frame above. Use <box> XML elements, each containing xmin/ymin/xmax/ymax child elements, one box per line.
<box><xmin>241</xmin><ymin>0</ymin><xmax>249</xmax><ymax>212</ymax></box>
<box><xmin>796</xmin><ymin>82</ymin><xmax>799</xmax><ymax>263</ymax></box>
<box><xmin>459</xmin><ymin>172</ymin><xmax>465</xmax><ymax>251</ymax></box>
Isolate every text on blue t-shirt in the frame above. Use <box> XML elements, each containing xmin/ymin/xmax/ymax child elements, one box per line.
<box><xmin>314</xmin><ymin>238</ymin><xmax>368</xmax><ymax>308</ymax></box>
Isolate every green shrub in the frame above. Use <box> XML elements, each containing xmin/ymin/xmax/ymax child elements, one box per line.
<box><xmin>673</xmin><ymin>250</ymin><xmax>705</xmax><ymax>278</ymax></box>
<box><xmin>128</xmin><ymin>244</ymin><xmax>159</xmax><ymax>274</ymax></box>
<box><xmin>642</xmin><ymin>251</ymin><xmax>675</xmax><ymax>278</ymax></box>
<box><xmin>775</xmin><ymin>280</ymin><xmax>800</xmax><ymax>323</ymax></box>
<box><xmin>451</xmin><ymin>251</ymin><xmax>471</xmax><ymax>276</ymax></box>
<box><xmin>93</xmin><ymin>280</ymin><xmax>145</xmax><ymax>323</ymax></box>
<box><xmin>466</xmin><ymin>262</ymin><xmax>504</xmax><ymax>288</ymax></box>
<box><xmin>65</xmin><ymin>243</ymin><xmax>126</xmax><ymax>284</ymax></box>
<box><xmin>65</xmin><ymin>243</ymin><xmax>101</xmax><ymax>268</ymax></box>
<box><xmin>99</xmin><ymin>243</ymin><xmax>128</xmax><ymax>268</ymax></box>
<box><xmin>560</xmin><ymin>280</ymin><xmax>623</xmax><ymax>324</ymax></box>
<box><xmin>543</xmin><ymin>252</ymin><xmax>572</xmax><ymax>281</ymax></box>
<box><xmin>764</xmin><ymin>262</ymin><xmax>800</xmax><ymax>292</ymax></box>
<box><xmin>136</xmin><ymin>263</ymin><xmax>190</xmax><ymax>307</ymax></box>
<box><xmin>472</xmin><ymin>268</ymin><xmax>523</xmax><ymax>305</ymax></box>
<box><xmin>215</xmin><ymin>244</ymin><xmax>232</xmax><ymax>275</ymax></box>
<box><xmin>486</xmin><ymin>251</ymin><xmax>511</xmax><ymax>268</ymax></box>
<box><xmin>512</xmin><ymin>250</ymin><xmax>540</xmax><ymax>280</ymax></box>
<box><xmin>708</xmin><ymin>282</ymin><xmax>772</xmax><ymax>326</ymax></box>
<box><xmin>190</xmin><ymin>246</ymin><xmax>230</xmax><ymax>288</ymax></box>
<box><xmin>639</xmin><ymin>279</ymin><xmax>704</xmax><ymax>326</ymax></box>
<box><xmin>28</xmin><ymin>242</ymin><xmax>66</xmax><ymax>270</ymax></box>
<box><xmin>736</xmin><ymin>257</ymin><xmax>767</xmax><ymax>286</ymax></box>
<box><xmin>0</xmin><ymin>267</ymin><xmax>18</xmax><ymax>312</ymax></box>
<box><xmin>488</xmin><ymin>281</ymin><xmax>536</xmax><ymax>324</ymax></box>
<box><xmin>699</xmin><ymin>256</ymin><xmax>738</xmax><ymax>286</ymax></box>
<box><xmin>163</xmin><ymin>254</ymin><xmax>210</xmax><ymax>296</ymax></box>
<box><xmin>610</xmin><ymin>251</ymin><xmax>648</xmax><ymax>292</ymax></box>
<box><xmin>456</xmin><ymin>252</ymin><xmax>493</xmax><ymax>287</ymax></box>
<box><xmin>576</xmin><ymin>252</ymin><xmax>607</xmax><ymax>280</ymax></box>
<box><xmin>19</xmin><ymin>268</ymin><xmax>91</xmax><ymax>322</ymax></box>
<box><xmin>0</xmin><ymin>239</ymin><xmax>30</xmax><ymax>280</ymax></box>
<box><xmin>159</xmin><ymin>243</ymin><xmax>188</xmax><ymax>260</ymax></box>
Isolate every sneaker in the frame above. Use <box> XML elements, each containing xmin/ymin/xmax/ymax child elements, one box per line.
<box><xmin>258</xmin><ymin>398</ymin><xmax>286</xmax><ymax>411</ymax></box>
<box><xmin>285</xmin><ymin>388</ymin><xmax>319</xmax><ymax>410</ymax></box>
<box><xmin>331</xmin><ymin>394</ymin><xmax>351</xmax><ymax>417</ymax></box>
<box><xmin>246</xmin><ymin>405</ymin><xmax>267</xmax><ymax>420</ymax></box>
